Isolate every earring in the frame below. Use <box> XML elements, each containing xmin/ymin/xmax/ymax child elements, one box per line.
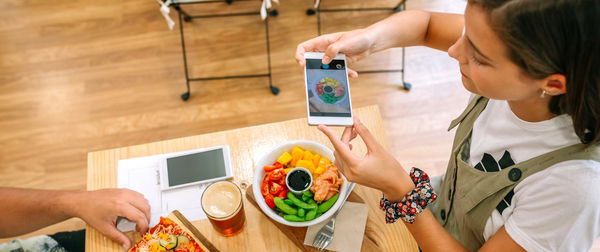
<box><xmin>540</xmin><ymin>90</ymin><xmax>546</xmax><ymax>98</ymax></box>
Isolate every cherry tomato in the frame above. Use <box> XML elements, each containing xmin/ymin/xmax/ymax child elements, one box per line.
<box><xmin>269</xmin><ymin>169</ymin><xmax>284</xmax><ymax>180</ymax></box>
<box><xmin>261</xmin><ymin>180</ymin><xmax>269</xmax><ymax>197</ymax></box>
<box><xmin>278</xmin><ymin>188</ymin><xmax>289</xmax><ymax>199</ymax></box>
<box><xmin>270</xmin><ymin>182</ymin><xmax>283</xmax><ymax>195</ymax></box>
<box><xmin>274</xmin><ymin>162</ymin><xmax>283</xmax><ymax>169</ymax></box>
<box><xmin>264</xmin><ymin>165</ymin><xmax>278</xmax><ymax>172</ymax></box>
<box><xmin>278</xmin><ymin>177</ymin><xmax>286</xmax><ymax>186</ymax></box>
<box><xmin>265</xmin><ymin>194</ymin><xmax>276</xmax><ymax>208</ymax></box>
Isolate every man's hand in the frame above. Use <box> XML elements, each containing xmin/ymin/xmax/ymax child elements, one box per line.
<box><xmin>70</xmin><ymin>189</ymin><xmax>150</xmax><ymax>249</ymax></box>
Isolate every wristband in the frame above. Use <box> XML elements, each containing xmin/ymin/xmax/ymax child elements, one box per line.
<box><xmin>379</xmin><ymin>167</ymin><xmax>437</xmax><ymax>224</ymax></box>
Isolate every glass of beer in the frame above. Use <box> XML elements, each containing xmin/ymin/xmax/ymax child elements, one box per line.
<box><xmin>201</xmin><ymin>181</ymin><xmax>246</xmax><ymax>236</ymax></box>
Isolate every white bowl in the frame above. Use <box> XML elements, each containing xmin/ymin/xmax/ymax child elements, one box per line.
<box><xmin>252</xmin><ymin>140</ymin><xmax>348</xmax><ymax>227</ymax></box>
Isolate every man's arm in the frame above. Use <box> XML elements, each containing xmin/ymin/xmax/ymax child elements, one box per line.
<box><xmin>0</xmin><ymin>187</ymin><xmax>150</xmax><ymax>248</ymax></box>
<box><xmin>0</xmin><ymin>188</ymin><xmax>74</xmax><ymax>237</ymax></box>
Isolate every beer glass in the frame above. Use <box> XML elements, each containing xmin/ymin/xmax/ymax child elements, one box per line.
<box><xmin>201</xmin><ymin>181</ymin><xmax>246</xmax><ymax>236</ymax></box>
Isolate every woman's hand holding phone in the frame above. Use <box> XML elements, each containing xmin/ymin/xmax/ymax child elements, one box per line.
<box><xmin>317</xmin><ymin>117</ymin><xmax>415</xmax><ymax>202</ymax></box>
<box><xmin>295</xmin><ymin>29</ymin><xmax>375</xmax><ymax>78</ymax></box>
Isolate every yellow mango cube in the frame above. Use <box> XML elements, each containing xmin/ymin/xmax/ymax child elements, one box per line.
<box><xmin>291</xmin><ymin>146</ymin><xmax>304</xmax><ymax>158</ymax></box>
<box><xmin>296</xmin><ymin>159</ymin><xmax>315</xmax><ymax>173</ymax></box>
<box><xmin>315</xmin><ymin>164</ymin><xmax>326</xmax><ymax>175</ymax></box>
<box><xmin>291</xmin><ymin>146</ymin><xmax>305</xmax><ymax>167</ymax></box>
<box><xmin>303</xmin><ymin>150</ymin><xmax>313</xmax><ymax>161</ymax></box>
<box><xmin>312</xmin><ymin>154</ymin><xmax>321</xmax><ymax>167</ymax></box>
<box><xmin>291</xmin><ymin>156</ymin><xmax>302</xmax><ymax>167</ymax></box>
<box><xmin>277</xmin><ymin>152</ymin><xmax>292</xmax><ymax>165</ymax></box>
<box><xmin>320</xmin><ymin>157</ymin><xmax>331</xmax><ymax>165</ymax></box>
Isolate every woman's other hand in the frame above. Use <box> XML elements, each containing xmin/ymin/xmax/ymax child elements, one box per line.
<box><xmin>318</xmin><ymin>117</ymin><xmax>415</xmax><ymax>202</ymax></box>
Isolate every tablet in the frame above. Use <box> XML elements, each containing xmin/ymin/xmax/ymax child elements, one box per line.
<box><xmin>159</xmin><ymin>146</ymin><xmax>233</xmax><ymax>191</ymax></box>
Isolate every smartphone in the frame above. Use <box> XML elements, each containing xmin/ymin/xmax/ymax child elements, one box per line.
<box><xmin>303</xmin><ymin>52</ymin><xmax>353</xmax><ymax>126</ymax></box>
<box><xmin>159</xmin><ymin>146</ymin><xmax>233</xmax><ymax>191</ymax></box>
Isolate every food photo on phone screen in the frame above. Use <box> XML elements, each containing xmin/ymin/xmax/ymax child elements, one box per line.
<box><xmin>305</xmin><ymin>58</ymin><xmax>351</xmax><ymax>116</ymax></box>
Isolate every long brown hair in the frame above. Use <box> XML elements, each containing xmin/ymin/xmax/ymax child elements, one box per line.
<box><xmin>470</xmin><ymin>0</ymin><xmax>600</xmax><ymax>145</ymax></box>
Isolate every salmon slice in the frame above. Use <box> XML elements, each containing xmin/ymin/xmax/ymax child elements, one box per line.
<box><xmin>310</xmin><ymin>164</ymin><xmax>344</xmax><ymax>203</ymax></box>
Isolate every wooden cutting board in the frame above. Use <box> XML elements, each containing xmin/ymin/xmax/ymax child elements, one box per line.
<box><xmin>127</xmin><ymin>210</ymin><xmax>220</xmax><ymax>252</ymax></box>
<box><xmin>246</xmin><ymin>185</ymin><xmax>379</xmax><ymax>252</ymax></box>
<box><xmin>168</xmin><ymin>210</ymin><xmax>220</xmax><ymax>252</ymax></box>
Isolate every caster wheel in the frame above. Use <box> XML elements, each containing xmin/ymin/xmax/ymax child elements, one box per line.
<box><xmin>269</xmin><ymin>10</ymin><xmax>278</xmax><ymax>16</ymax></box>
<box><xmin>306</xmin><ymin>9</ymin><xmax>316</xmax><ymax>15</ymax></box>
<box><xmin>270</xmin><ymin>86</ymin><xmax>280</xmax><ymax>95</ymax></box>
<box><xmin>402</xmin><ymin>82</ymin><xmax>412</xmax><ymax>91</ymax></box>
<box><xmin>181</xmin><ymin>92</ymin><xmax>190</xmax><ymax>101</ymax></box>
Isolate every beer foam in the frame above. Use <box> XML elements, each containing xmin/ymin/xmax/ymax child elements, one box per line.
<box><xmin>202</xmin><ymin>181</ymin><xmax>241</xmax><ymax>218</ymax></box>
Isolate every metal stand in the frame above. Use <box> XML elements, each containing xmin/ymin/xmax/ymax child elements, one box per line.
<box><xmin>173</xmin><ymin>0</ymin><xmax>279</xmax><ymax>101</ymax></box>
<box><xmin>306</xmin><ymin>0</ymin><xmax>411</xmax><ymax>91</ymax></box>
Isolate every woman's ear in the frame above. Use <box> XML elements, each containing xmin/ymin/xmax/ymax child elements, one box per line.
<box><xmin>541</xmin><ymin>74</ymin><xmax>567</xmax><ymax>95</ymax></box>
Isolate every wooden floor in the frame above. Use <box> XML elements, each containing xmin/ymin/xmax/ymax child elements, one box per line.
<box><xmin>2</xmin><ymin>0</ymin><xmax>597</xmax><ymax>250</ymax></box>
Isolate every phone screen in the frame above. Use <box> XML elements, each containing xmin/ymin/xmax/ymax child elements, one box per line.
<box><xmin>305</xmin><ymin>58</ymin><xmax>351</xmax><ymax>117</ymax></box>
<box><xmin>166</xmin><ymin>149</ymin><xmax>227</xmax><ymax>187</ymax></box>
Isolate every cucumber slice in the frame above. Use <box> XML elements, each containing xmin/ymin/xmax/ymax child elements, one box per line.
<box><xmin>176</xmin><ymin>235</ymin><xmax>190</xmax><ymax>248</ymax></box>
<box><xmin>158</xmin><ymin>239</ymin><xmax>168</xmax><ymax>248</ymax></box>
<box><xmin>159</xmin><ymin>235</ymin><xmax>178</xmax><ymax>249</ymax></box>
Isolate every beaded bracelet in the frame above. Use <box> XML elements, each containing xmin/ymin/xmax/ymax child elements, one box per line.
<box><xmin>379</xmin><ymin>167</ymin><xmax>437</xmax><ymax>224</ymax></box>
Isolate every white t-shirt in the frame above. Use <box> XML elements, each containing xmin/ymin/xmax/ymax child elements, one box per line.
<box><xmin>467</xmin><ymin>98</ymin><xmax>600</xmax><ymax>251</ymax></box>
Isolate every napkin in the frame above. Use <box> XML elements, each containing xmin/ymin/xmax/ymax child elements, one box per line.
<box><xmin>303</xmin><ymin>202</ymin><xmax>369</xmax><ymax>252</ymax></box>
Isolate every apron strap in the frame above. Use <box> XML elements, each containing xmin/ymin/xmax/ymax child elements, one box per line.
<box><xmin>448</xmin><ymin>95</ymin><xmax>486</xmax><ymax>131</ymax></box>
<box><xmin>518</xmin><ymin>143</ymin><xmax>600</xmax><ymax>175</ymax></box>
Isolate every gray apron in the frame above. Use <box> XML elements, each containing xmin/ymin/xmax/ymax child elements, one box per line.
<box><xmin>433</xmin><ymin>96</ymin><xmax>600</xmax><ymax>251</ymax></box>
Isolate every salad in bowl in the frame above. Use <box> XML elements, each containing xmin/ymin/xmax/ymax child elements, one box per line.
<box><xmin>252</xmin><ymin>141</ymin><xmax>348</xmax><ymax>227</ymax></box>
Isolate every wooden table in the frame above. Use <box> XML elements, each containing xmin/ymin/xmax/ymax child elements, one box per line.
<box><xmin>86</xmin><ymin>105</ymin><xmax>419</xmax><ymax>251</ymax></box>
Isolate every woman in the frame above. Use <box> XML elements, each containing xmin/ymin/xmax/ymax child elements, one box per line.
<box><xmin>296</xmin><ymin>0</ymin><xmax>600</xmax><ymax>250</ymax></box>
